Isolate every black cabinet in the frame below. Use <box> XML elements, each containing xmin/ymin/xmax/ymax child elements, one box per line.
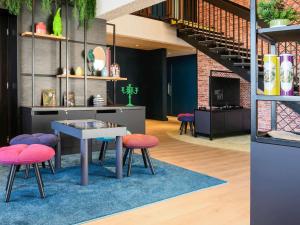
<box><xmin>194</xmin><ymin>109</ymin><xmax>250</xmax><ymax>139</ymax></box>
<box><xmin>251</xmin><ymin>142</ymin><xmax>300</xmax><ymax>225</ymax></box>
<box><xmin>21</xmin><ymin>106</ymin><xmax>146</xmax><ymax>155</ymax></box>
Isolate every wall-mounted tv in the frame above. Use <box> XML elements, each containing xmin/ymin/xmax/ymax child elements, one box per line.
<box><xmin>209</xmin><ymin>76</ymin><xmax>240</xmax><ymax>107</ymax></box>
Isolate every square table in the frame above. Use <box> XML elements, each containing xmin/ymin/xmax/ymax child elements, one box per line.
<box><xmin>51</xmin><ymin>119</ymin><xmax>127</xmax><ymax>185</ymax></box>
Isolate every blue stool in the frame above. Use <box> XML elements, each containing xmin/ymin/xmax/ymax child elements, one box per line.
<box><xmin>96</xmin><ymin>131</ymin><xmax>131</xmax><ymax>164</ymax></box>
<box><xmin>96</xmin><ymin>137</ymin><xmax>115</xmax><ymax>164</ymax></box>
<box><xmin>177</xmin><ymin>113</ymin><xmax>194</xmax><ymax>135</ymax></box>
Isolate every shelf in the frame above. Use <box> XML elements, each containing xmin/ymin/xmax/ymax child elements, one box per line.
<box><xmin>257</xmin><ymin>24</ymin><xmax>300</xmax><ymax>42</ymax></box>
<box><xmin>256</xmin><ymin>136</ymin><xmax>300</xmax><ymax>148</ymax></box>
<box><xmin>21</xmin><ymin>32</ymin><xmax>107</xmax><ymax>47</ymax></box>
<box><xmin>256</xmin><ymin>95</ymin><xmax>300</xmax><ymax>102</ymax></box>
<box><xmin>21</xmin><ymin>32</ymin><xmax>66</xmax><ymax>41</ymax></box>
<box><xmin>57</xmin><ymin>74</ymin><xmax>127</xmax><ymax>81</ymax></box>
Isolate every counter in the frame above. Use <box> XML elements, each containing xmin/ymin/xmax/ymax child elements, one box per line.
<box><xmin>21</xmin><ymin>106</ymin><xmax>146</xmax><ymax>155</ymax></box>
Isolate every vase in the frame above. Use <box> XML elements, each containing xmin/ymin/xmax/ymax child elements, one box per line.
<box><xmin>263</xmin><ymin>54</ymin><xmax>280</xmax><ymax>95</ymax></box>
<box><xmin>53</xmin><ymin>8</ymin><xmax>62</xmax><ymax>36</ymax></box>
<box><xmin>280</xmin><ymin>54</ymin><xmax>294</xmax><ymax>96</ymax></box>
<box><xmin>269</xmin><ymin>19</ymin><xmax>290</xmax><ymax>28</ymax></box>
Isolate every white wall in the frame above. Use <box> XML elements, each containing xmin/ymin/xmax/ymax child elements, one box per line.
<box><xmin>107</xmin><ymin>14</ymin><xmax>191</xmax><ymax>48</ymax></box>
<box><xmin>96</xmin><ymin>0</ymin><xmax>166</xmax><ymax>20</ymax></box>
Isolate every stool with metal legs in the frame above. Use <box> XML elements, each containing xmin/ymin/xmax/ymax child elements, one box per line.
<box><xmin>122</xmin><ymin>134</ymin><xmax>159</xmax><ymax>176</ymax></box>
<box><xmin>0</xmin><ymin>144</ymin><xmax>55</xmax><ymax>202</ymax></box>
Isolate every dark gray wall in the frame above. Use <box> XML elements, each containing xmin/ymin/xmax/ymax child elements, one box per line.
<box><xmin>107</xmin><ymin>47</ymin><xmax>168</xmax><ymax>120</ymax></box>
<box><xmin>18</xmin><ymin>3</ymin><xmax>107</xmax><ymax>106</ymax></box>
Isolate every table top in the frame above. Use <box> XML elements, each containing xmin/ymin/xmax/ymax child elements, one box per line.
<box><xmin>51</xmin><ymin>119</ymin><xmax>127</xmax><ymax>139</ymax></box>
<box><xmin>60</xmin><ymin>120</ymin><xmax>122</xmax><ymax>130</ymax></box>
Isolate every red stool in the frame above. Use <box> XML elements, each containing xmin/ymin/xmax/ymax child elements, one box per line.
<box><xmin>0</xmin><ymin>144</ymin><xmax>55</xmax><ymax>202</ymax></box>
<box><xmin>123</xmin><ymin>134</ymin><xmax>159</xmax><ymax>176</ymax></box>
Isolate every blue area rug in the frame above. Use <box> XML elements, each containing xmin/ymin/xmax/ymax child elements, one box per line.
<box><xmin>0</xmin><ymin>152</ymin><xmax>226</xmax><ymax>225</ymax></box>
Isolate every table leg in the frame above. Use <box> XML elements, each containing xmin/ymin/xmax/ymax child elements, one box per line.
<box><xmin>115</xmin><ymin>136</ymin><xmax>123</xmax><ymax>179</ymax></box>
<box><xmin>54</xmin><ymin>130</ymin><xmax>61</xmax><ymax>169</ymax></box>
<box><xmin>88</xmin><ymin>139</ymin><xmax>93</xmax><ymax>163</ymax></box>
<box><xmin>80</xmin><ymin>139</ymin><xmax>89</xmax><ymax>185</ymax></box>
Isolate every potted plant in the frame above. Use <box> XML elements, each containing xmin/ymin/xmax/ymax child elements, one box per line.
<box><xmin>258</xmin><ymin>0</ymin><xmax>298</xmax><ymax>28</ymax></box>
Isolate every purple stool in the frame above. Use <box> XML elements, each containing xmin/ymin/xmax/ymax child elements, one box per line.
<box><xmin>0</xmin><ymin>144</ymin><xmax>55</xmax><ymax>202</ymax></box>
<box><xmin>10</xmin><ymin>133</ymin><xmax>58</xmax><ymax>175</ymax></box>
<box><xmin>123</xmin><ymin>134</ymin><xmax>159</xmax><ymax>176</ymax></box>
<box><xmin>177</xmin><ymin>113</ymin><xmax>194</xmax><ymax>135</ymax></box>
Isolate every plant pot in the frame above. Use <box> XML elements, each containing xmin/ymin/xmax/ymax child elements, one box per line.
<box><xmin>269</xmin><ymin>19</ymin><xmax>290</xmax><ymax>28</ymax></box>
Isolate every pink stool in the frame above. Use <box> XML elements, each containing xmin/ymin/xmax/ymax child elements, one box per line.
<box><xmin>123</xmin><ymin>134</ymin><xmax>159</xmax><ymax>176</ymax></box>
<box><xmin>0</xmin><ymin>144</ymin><xmax>55</xmax><ymax>202</ymax></box>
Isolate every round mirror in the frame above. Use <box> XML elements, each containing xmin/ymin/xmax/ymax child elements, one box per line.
<box><xmin>93</xmin><ymin>47</ymin><xmax>106</xmax><ymax>71</ymax></box>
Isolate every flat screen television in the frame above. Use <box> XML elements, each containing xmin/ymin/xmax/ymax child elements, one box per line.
<box><xmin>210</xmin><ymin>76</ymin><xmax>240</xmax><ymax>107</ymax></box>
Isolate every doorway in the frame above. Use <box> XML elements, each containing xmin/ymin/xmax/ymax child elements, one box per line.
<box><xmin>167</xmin><ymin>54</ymin><xmax>197</xmax><ymax>116</ymax></box>
<box><xmin>0</xmin><ymin>9</ymin><xmax>18</xmax><ymax>146</ymax></box>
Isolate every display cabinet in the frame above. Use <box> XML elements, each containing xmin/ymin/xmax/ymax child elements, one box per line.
<box><xmin>250</xmin><ymin>1</ymin><xmax>300</xmax><ymax>225</ymax></box>
<box><xmin>21</xmin><ymin>0</ymin><xmax>126</xmax><ymax>107</ymax></box>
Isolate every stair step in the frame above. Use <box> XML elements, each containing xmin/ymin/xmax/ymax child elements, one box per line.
<box><xmin>221</xmin><ymin>55</ymin><xmax>263</xmax><ymax>62</ymax></box>
<box><xmin>234</xmin><ymin>62</ymin><xmax>263</xmax><ymax>68</ymax></box>
<box><xmin>233</xmin><ymin>62</ymin><xmax>250</xmax><ymax>67</ymax></box>
<box><xmin>221</xmin><ymin>55</ymin><xmax>241</xmax><ymax>59</ymax></box>
<box><xmin>179</xmin><ymin>28</ymin><xmax>223</xmax><ymax>37</ymax></box>
<box><xmin>199</xmin><ymin>40</ymin><xmax>244</xmax><ymax>48</ymax></box>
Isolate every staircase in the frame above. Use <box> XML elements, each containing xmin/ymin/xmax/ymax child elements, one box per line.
<box><xmin>134</xmin><ymin>0</ymin><xmax>300</xmax><ymax>111</ymax></box>
<box><xmin>134</xmin><ymin>0</ymin><xmax>268</xmax><ymax>88</ymax></box>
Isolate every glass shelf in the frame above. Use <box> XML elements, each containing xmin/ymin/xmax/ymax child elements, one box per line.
<box><xmin>57</xmin><ymin>74</ymin><xmax>127</xmax><ymax>81</ymax></box>
<box><xmin>257</xmin><ymin>24</ymin><xmax>300</xmax><ymax>42</ymax></box>
<box><xmin>256</xmin><ymin>95</ymin><xmax>300</xmax><ymax>102</ymax></box>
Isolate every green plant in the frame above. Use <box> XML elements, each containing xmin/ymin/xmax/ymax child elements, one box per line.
<box><xmin>71</xmin><ymin>0</ymin><xmax>96</xmax><ymax>26</ymax></box>
<box><xmin>0</xmin><ymin>0</ymin><xmax>96</xmax><ymax>25</ymax></box>
<box><xmin>258</xmin><ymin>0</ymin><xmax>298</xmax><ymax>24</ymax></box>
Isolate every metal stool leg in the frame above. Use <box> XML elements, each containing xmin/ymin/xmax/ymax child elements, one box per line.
<box><xmin>33</xmin><ymin>164</ymin><xmax>45</xmax><ymax>198</ymax></box>
<box><xmin>123</xmin><ymin>148</ymin><xmax>129</xmax><ymax>166</ymax></box>
<box><xmin>41</xmin><ymin>162</ymin><xmax>46</xmax><ymax>168</ymax></box>
<box><xmin>48</xmin><ymin>160</ymin><xmax>55</xmax><ymax>174</ymax></box>
<box><xmin>101</xmin><ymin>142</ymin><xmax>108</xmax><ymax>163</ymax></box>
<box><xmin>184</xmin><ymin>122</ymin><xmax>188</xmax><ymax>134</ymax></box>
<box><xmin>5</xmin><ymin>165</ymin><xmax>17</xmax><ymax>202</ymax></box>
<box><xmin>179</xmin><ymin>122</ymin><xmax>184</xmax><ymax>135</ymax></box>
<box><xmin>141</xmin><ymin>148</ymin><xmax>148</xmax><ymax>168</ymax></box>
<box><xmin>127</xmin><ymin>149</ymin><xmax>134</xmax><ymax>177</ymax></box>
<box><xmin>144</xmin><ymin>149</ymin><xmax>155</xmax><ymax>175</ymax></box>
<box><xmin>189</xmin><ymin>121</ymin><xmax>194</xmax><ymax>135</ymax></box>
<box><xmin>98</xmin><ymin>142</ymin><xmax>106</xmax><ymax>161</ymax></box>
<box><xmin>16</xmin><ymin>165</ymin><xmax>21</xmax><ymax>172</ymax></box>
<box><xmin>24</xmin><ymin>164</ymin><xmax>30</xmax><ymax>178</ymax></box>
<box><xmin>5</xmin><ymin>165</ymin><xmax>13</xmax><ymax>191</ymax></box>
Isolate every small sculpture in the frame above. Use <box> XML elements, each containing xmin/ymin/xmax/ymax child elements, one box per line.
<box><xmin>121</xmin><ymin>84</ymin><xmax>138</xmax><ymax>107</ymax></box>
<box><xmin>53</xmin><ymin>8</ymin><xmax>62</xmax><ymax>36</ymax></box>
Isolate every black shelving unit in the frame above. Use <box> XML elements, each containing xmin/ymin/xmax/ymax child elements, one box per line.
<box><xmin>250</xmin><ymin>1</ymin><xmax>300</xmax><ymax>225</ymax></box>
<box><xmin>24</xmin><ymin>0</ymin><xmax>119</xmax><ymax>107</ymax></box>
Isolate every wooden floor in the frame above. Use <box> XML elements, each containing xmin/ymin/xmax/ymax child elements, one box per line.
<box><xmin>87</xmin><ymin>118</ymin><xmax>250</xmax><ymax>225</ymax></box>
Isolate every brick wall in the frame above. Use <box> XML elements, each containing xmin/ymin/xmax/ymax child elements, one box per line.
<box><xmin>197</xmin><ymin>51</ymin><xmax>250</xmax><ymax>108</ymax></box>
<box><xmin>197</xmin><ymin>0</ymin><xmax>300</xmax><ymax>133</ymax></box>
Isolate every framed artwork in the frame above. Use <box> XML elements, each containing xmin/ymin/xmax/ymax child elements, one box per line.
<box><xmin>63</xmin><ymin>92</ymin><xmax>75</xmax><ymax>107</ymax></box>
<box><xmin>42</xmin><ymin>89</ymin><xmax>56</xmax><ymax>106</ymax></box>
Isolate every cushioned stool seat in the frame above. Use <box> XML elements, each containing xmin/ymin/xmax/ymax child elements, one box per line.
<box><xmin>10</xmin><ymin>133</ymin><xmax>58</xmax><ymax>147</ymax></box>
<box><xmin>123</xmin><ymin>134</ymin><xmax>159</xmax><ymax>176</ymax></box>
<box><xmin>177</xmin><ymin>113</ymin><xmax>194</xmax><ymax>135</ymax></box>
<box><xmin>0</xmin><ymin>144</ymin><xmax>55</xmax><ymax>202</ymax></box>
<box><xmin>9</xmin><ymin>133</ymin><xmax>58</xmax><ymax>175</ymax></box>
